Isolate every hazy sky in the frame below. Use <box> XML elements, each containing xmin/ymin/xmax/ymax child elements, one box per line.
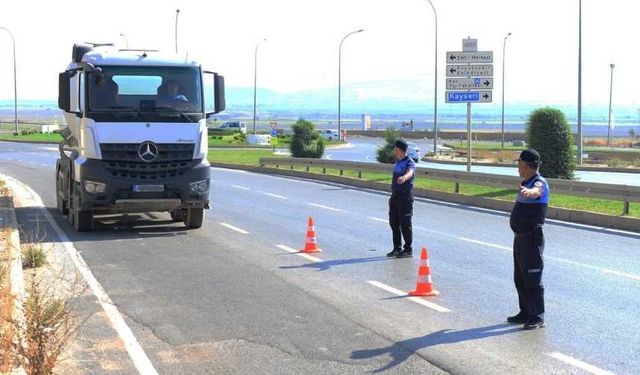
<box><xmin>0</xmin><ymin>0</ymin><xmax>638</xmax><ymax>107</ymax></box>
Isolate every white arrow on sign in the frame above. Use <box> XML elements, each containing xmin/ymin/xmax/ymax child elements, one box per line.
<box><xmin>447</xmin><ymin>51</ymin><xmax>493</xmax><ymax>63</ymax></box>
<box><xmin>446</xmin><ymin>77</ymin><xmax>493</xmax><ymax>90</ymax></box>
<box><xmin>445</xmin><ymin>90</ymin><xmax>493</xmax><ymax>103</ymax></box>
<box><xmin>446</xmin><ymin>64</ymin><xmax>493</xmax><ymax>77</ymax></box>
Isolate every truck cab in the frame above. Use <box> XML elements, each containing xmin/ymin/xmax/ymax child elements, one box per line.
<box><xmin>56</xmin><ymin>43</ymin><xmax>225</xmax><ymax>231</ymax></box>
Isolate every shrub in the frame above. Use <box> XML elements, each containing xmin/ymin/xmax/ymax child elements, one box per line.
<box><xmin>290</xmin><ymin>119</ymin><xmax>325</xmax><ymax>158</ymax></box>
<box><xmin>376</xmin><ymin>128</ymin><xmax>400</xmax><ymax>164</ymax></box>
<box><xmin>526</xmin><ymin>107</ymin><xmax>575</xmax><ymax>179</ymax></box>
<box><xmin>608</xmin><ymin>157</ymin><xmax>622</xmax><ymax>168</ymax></box>
<box><xmin>22</xmin><ymin>244</ymin><xmax>47</xmax><ymax>269</ymax></box>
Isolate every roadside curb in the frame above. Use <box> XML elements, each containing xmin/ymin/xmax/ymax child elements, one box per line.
<box><xmin>212</xmin><ymin>163</ymin><xmax>640</xmax><ymax>233</ymax></box>
<box><xmin>0</xmin><ymin>175</ymin><xmax>27</xmax><ymax>375</ymax></box>
<box><xmin>422</xmin><ymin>157</ymin><xmax>640</xmax><ymax>174</ymax></box>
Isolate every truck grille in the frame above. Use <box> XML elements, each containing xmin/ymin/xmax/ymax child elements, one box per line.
<box><xmin>100</xmin><ymin>143</ymin><xmax>195</xmax><ymax>181</ymax></box>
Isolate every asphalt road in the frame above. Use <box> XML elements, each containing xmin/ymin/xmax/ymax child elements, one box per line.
<box><xmin>1</xmin><ymin>141</ymin><xmax>639</xmax><ymax>374</ymax></box>
<box><xmin>326</xmin><ymin>137</ymin><xmax>640</xmax><ymax>186</ymax></box>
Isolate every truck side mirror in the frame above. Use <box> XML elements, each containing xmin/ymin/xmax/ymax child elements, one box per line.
<box><xmin>214</xmin><ymin>74</ymin><xmax>225</xmax><ymax>114</ymax></box>
<box><xmin>58</xmin><ymin>72</ymin><xmax>72</xmax><ymax>111</ymax></box>
<box><xmin>204</xmin><ymin>71</ymin><xmax>225</xmax><ymax>117</ymax></box>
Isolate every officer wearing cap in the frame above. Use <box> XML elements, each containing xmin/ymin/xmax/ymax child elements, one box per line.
<box><xmin>387</xmin><ymin>139</ymin><xmax>416</xmax><ymax>258</ymax></box>
<box><xmin>507</xmin><ymin>149</ymin><xmax>550</xmax><ymax>330</ymax></box>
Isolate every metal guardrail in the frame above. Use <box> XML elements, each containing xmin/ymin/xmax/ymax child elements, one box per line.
<box><xmin>259</xmin><ymin>157</ymin><xmax>640</xmax><ymax>215</ymax></box>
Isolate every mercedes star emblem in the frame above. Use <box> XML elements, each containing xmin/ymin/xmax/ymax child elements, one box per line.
<box><xmin>138</xmin><ymin>142</ymin><xmax>159</xmax><ymax>162</ymax></box>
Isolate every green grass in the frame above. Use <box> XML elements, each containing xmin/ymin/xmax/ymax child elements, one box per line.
<box><xmin>0</xmin><ymin>132</ymin><xmax>62</xmax><ymax>142</ymax></box>
<box><xmin>208</xmin><ymin>149</ymin><xmax>284</xmax><ymax>165</ymax></box>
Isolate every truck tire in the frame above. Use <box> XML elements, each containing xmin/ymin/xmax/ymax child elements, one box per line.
<box><xmin>73</xmin><ymin>208</ymin><xmax>94</xmax><ymax>232</ymax></box>
<box><xmin>170</xmin><ymin>209</ymin><xmax>183</xmax><ymax>222</ymax></box>
<box><xmin>56</xmin><ymin>173</ymin><xmax>68</xmax><ymax>215</ymax></box>
<box><xmin>183</xmin><ymin>208</ymin><xmax>204</xmax><ymax>229</ymax></box>
<box><xmin>69</xmin><ymin>184</ymin><xmax>94</xmax><ymax>232</ymax></box>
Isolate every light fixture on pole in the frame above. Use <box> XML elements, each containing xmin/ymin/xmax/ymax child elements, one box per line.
<box><xmin>338</xmin><ymin>29</ymin><xmax>364</xmax><ymax>137</ymax></box>
<box><xmin>253</xmin><ymin>38</ymin><xmax>267</xmax><ymax>135</ymax></box>
<box><xmin>175</xmin><ymin>9</ymin><xmax>180</xmax><ymax>53</ymax></box>
<box><xmin>119</xmin><ymin>33</ymin><xmax>129</xmax><ymax>49</ymax></box>
<box><xmin>501</xmin><ymin>32</ymin><xmax>512</xmax><ymax>149</ymax></box>
<box><xmin>0</xmin><ymin>26</ymin><xmax>18</xmax><ymax>135</ymax></box>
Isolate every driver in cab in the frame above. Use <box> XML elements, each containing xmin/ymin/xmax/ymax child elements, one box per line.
<box><xmin>158</xmin><ymin>80</ymin><xmax>188</xmax><ymax>105</ymax></box>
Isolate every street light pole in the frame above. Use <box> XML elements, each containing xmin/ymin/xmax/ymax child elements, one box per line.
<box><xmin>607</xmin><ymin>63</ymin><xmax>615</xmax><ymax>147</ymax></box>
<box><xmin>577</xmin><ymin>0</ymin><xmax>583</xmax><ymax>164</ymax></box>
<box><xmin>501</xmin><ymin>32</ymin><xmax>512</xmax><ymax>149</ymax></box>
<box><xmin>424</xmin><ymin>0</ymin><xmax>438</xmax><ymax>156</ymax></box>
<box><xmin>253</xmin><ymin>38</ymin><xmax>267</xmax><ymax>135</ymax></box>
<box><xmin>175</xmin><ymin>9</ymin><xmax>180</xmax><ymax>53</ymax></box>
<box><xmin>119</xmin><ymin>33</ymin><xmax>129</xmax><ymax>49</ymax></box>
<box><xmin>338</xmin><ymin>29</ymin><xmax>364</xmax><ymax>137</ymax></box>
<box><xmin>0</xmin><ymin>26</ymin><xmax>17</xmax><ymax>135</ymax></box>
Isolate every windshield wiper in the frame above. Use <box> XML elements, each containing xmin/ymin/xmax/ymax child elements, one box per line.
<box><xmin>102</xmin><ymin>106</ymin><xmax>151</xmax><ymax>122</ymax></box>
<box><xmin>154</xmin><ymin>105</ymin><xmax>192</xmax><ymax>122</ymax></box>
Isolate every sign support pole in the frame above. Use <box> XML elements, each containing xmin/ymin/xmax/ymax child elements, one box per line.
<box><xmin>467</xmin><ymin>102</ymin><xmax>472</xmax><ymax>172</ymax></box>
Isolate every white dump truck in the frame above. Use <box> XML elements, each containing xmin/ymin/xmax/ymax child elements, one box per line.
<box><xmin>56</xmin><ymin>43</ymin><xmax>225</xmax><ymax>231</ymax></box>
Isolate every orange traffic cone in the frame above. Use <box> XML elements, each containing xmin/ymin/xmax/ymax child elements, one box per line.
<box><xmin>300</xmin><ymin>217</ymin><xmax>321</xmax><ymax>253</ymax></box>
<box><xmin>409</xmin><ymin>247</ymin><xmax>440</xmax><ymax>297</ymax></box>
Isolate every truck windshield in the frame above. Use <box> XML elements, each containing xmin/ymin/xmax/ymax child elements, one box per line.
<box><xmin>86</xmin><ymin>66</ymin><xmax>203</xmax><ymax>122</ymax></box>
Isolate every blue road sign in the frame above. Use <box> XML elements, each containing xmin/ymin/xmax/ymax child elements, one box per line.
<box><xmin>270</xmin><ymin>129</ymin><xmax>278</xmax><ymax>136</ymax></box>
<box><xmin>445</xmin><ymin>90</ymin><xmax>492</xmax><ymax>103</ymax></box>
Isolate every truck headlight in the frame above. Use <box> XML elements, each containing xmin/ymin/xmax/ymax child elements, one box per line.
<box><xmin>85</xmin><ymin>180</ymin><xmax>106</xmax><ymax>194</ymax></box>
<box><xmin>190</xmin><ymin>179</ymin><xmax>209</xmax><ymax>193</ymax></box>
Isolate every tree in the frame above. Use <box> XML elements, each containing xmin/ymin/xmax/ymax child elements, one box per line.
<box><xmin>526</xmin><ymin>107</ymin><xmax>575</xmax><ymax>179</ymax></box>
<box><xmin>290</xmin><ymin>119</ymin><xmax>325</xmax><ymax>158</ymax></box>
<box><xmin>376</xmin><ymin>127</ymin><xmax>400</xmax><ymax>164</ymax></box>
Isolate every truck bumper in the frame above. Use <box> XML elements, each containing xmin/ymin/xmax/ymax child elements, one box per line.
<box><xmin>76</xmin><ymin>158</ymin><xmax>211</xmax><ymax>213</ymax></box>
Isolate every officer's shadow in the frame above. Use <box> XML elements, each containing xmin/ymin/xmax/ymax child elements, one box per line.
<box><xmin>351</xmin><ymin>324</ymin><xmax>521</xmax><ymax>373</ymax></box>
<box><xmin>279</xmin><ymin>256</ymin><xmax>390</xmax><ymax>272</ymax></box>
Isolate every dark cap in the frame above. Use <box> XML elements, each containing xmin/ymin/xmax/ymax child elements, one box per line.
<box><xmin>517</xmin><ymin>149</ymin><xmax>541</xmax><ymax>165</ymax></box>
<box><xmin>394</xmin><ymin>139</ymin><xmax>408</xmax><ymax>152</ymax></box>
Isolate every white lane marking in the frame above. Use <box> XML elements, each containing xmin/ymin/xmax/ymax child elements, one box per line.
<box><xmin>308</xmin><ymin>202</ymin><xmax>344</xmax><ymax>212</ymax></box>
<box><xmin>459</xmin><ymin>237</ymin><xmax>640</xmax><ymax>282</ymax></box>
<box><xmin>546</xmin><ymin>256</ymin><xmax>640</xmax><ymax>282</ymax></box>
<box><xmin>231</xmin><ymin>184</ymin><xmax>250</xmax><ymax>191</ymax></box>
<box><xmin>367</xmin><ymin>280</ymin><xmax>451</xmax><ymax>313</ymax></box>
<box><xmin>277</xmin><ymin>244</ymin><xmax>322</xmax><ymax>263</ymax></box>
<box><xmin>458</xmin><ymin>237</ymin><xmax>511</xmax><ymax>251</ymax></box>
<box><xmin>547</xmin><ymin>352</ymin><xmax>616</xmax><ymax>375</ymax></box>
<box><xmin>262</xmin><ymin>192</ymin><xmax>288</xmax><ymax>200</ymax></box>
<box><xmin>219</xmin><ymin>222</ymin><xmax>249</xmax><ymax>234</ymax></box>
<box><xmin>369</xmin><ymin>216</ymin><xmax>387</xmax><ymax>223</ymax></box>
<box><xmin>3</xmin><ymin>175</ymin><xmax>159</xmax><ymax>375</ymax></box>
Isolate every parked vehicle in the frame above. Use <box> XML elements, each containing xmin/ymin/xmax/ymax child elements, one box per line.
<box><xmin>319</xmin><ymin>129</ymin><xmax>340</xmax><ymax>141</ymax></box>
<box><xmin>218</xmin><ymin>121</ymin><xmax>247</xmax><ymax>134</ymax></box>
<box><xmin>407</xmin><ymin>142</ymin><xmax>421</xmax><ymax>163</ymax></box>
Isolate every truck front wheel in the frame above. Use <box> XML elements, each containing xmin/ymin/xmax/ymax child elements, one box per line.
<box><xmin>69</xmin><ymin>184</ymin><xmax>94</xmax><ymax>232</ymax></box>
<box><xmin>183</xmin><ymin>208</ymin><xmax>204</xmax><ymax>229</ymax></box>
<box><xmin>56</xmin><ymin>176</ymin><xmax>68</xmax><ymax>215</ymax></box>
<box><xmin>170</xmin><ymin>209</ymin><xmax>183</xmax><ymax>222</ymax></box>
<box><xmin>73</xmin><ymin>208</ymin><xmax>94</xmax><ymax>232</ymax></box>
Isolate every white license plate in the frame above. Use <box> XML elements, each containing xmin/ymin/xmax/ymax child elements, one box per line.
<box><xmin>133</xmin><ymin>184</ymin><xmax>165</xmax><ymax>193</ymax></box>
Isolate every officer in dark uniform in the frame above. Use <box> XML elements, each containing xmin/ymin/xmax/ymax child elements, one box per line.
<box><xmin>508</xmin><ymin>149</ymin><xmax>550</xmax><ymax>330</ymax></box>
<box><xmin>387</xmin><ymin>140</ymin><xmax>416</xmax><ymax>258</ymax></box>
